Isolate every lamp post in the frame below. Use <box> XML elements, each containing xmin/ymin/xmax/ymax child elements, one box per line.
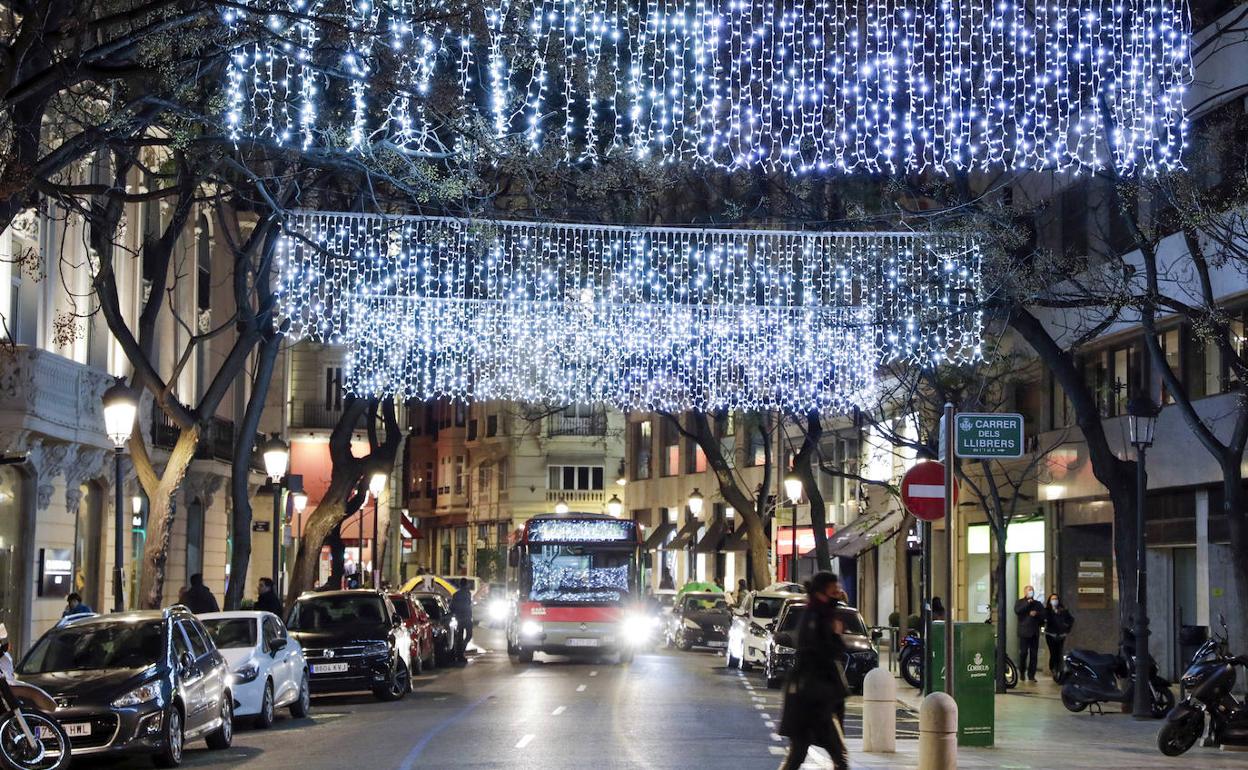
<box><xmin>1127</xmin><ymin>394</ymin><xmax>1159</xmax><ymax>719</ymax></box>
<box><xmin>102</xmin><ymin>378</ymin><xmax>137</xmax><ymax>613</ymax></box>
<box><xmin>369</xmin><ymin>472</ymin><xmax>387</xmax><ymax>588</ymax></box>
<box><xmin>607</xmin><ymin>494</ymin><xmax>623</xmax><ymax>518</ymax></box>
<box><xmin>687</xmin><ymin>488</ymin><xmax>704</xmax><ymax>583</ymax></box>
<box><xmin>783</xmin><ymin>472</ymin><xmax>803</xmax><ymax>582</ymax></box>
<box><xmin>260</xmin><ymin>433</ymin><xmax>289</xmax><ymax>597</ymax></box>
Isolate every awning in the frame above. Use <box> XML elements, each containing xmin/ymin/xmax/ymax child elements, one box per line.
<box><xmin>694</xmin><ymin>520</ymin><xmax>727</xmax><ymax>553</ymax></box>
<box><xmin>666</xmin><ymin>519</ymin><xmax>701</xmax><ymax>549</ymax></box>
<box><xmin>642</xmin><ymin>521</ymin><xmax>676</xmax><ymax>550</ymax></box>
<box><xmin>720</xmin><ymin>525</ymin><xmax>749</xmax><ymax>552</ymax></box>
<box><xmin>826</xmin><ymin>509</ymin><xmax>909</xmax><ymax>558</ymax></box>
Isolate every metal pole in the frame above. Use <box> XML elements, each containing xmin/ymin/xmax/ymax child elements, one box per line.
<box><xmin>112</xmin><ymin>446</ymin><xmax>125</xmax><ymax>612</ymax></box>
<box><xmin>791</xmin><ymin>502</ymin><xmax>797</xmax><ymax>583</ymax></box>
<box><xmin>272</xmin><ymin>484</ymin><xmax>283</xmax><ymax>598</ymax></box>
<box><xmin>920</xmin><ymin>520</ymin><xmax>931</xmax><ymax>694</ymax></box>
<box><xmin>372</xmin><ymin>495</ymin><xmax>381</xmax><ymax>588</ymax></box>
<box><xmin>359</xmin><ymin>499</ymin><xmax>365</xmax><ymax>587</ymax></box>
<box><xmin>943</xmin><ymin>402</ymin><xmax>955</xmax><ymax>698</ymax></box>
<box><xmin>1132</xmin><ymin>445</ymin><xmax>1152</xmax><ymax>719</ymax></box>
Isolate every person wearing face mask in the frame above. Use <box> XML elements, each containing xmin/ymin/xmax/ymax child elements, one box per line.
<box><xmin>1014</xmin><ymin>585</ymin><xmax>1045</xmax><ymax>682</ymax></box>
<box><xmin>1043</xmin><ymin>594</ymin><xmax>1075</xmax><ymax>679</ymax></box>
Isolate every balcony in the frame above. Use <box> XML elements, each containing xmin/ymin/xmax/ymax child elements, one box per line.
<box><xmin>0</xmin><ymin>347</ymin><xmax>113</xmax><ymax>447</ymax></box>
<box><xmin>546</xmin><ymin>489</ymin><xmax>607</xmax><ymax>505</ymax></box>
<box><xmin>548</xmin><ymin>412</ymin><xmax>607</xmax><ymax>437</ymax></box>
<box><xmin>291</xmin><ymin>401</ymin><xmax>363</xmax><ymax>430</ymax></box>
<box><xmin>150</xmin><ymin>405</ymin><xmax>265</xmax><ymax>472</ymax></box>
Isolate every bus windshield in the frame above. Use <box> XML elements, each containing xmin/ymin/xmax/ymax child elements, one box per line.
<box><xmin>525</xmin><ymin>544</ymin><xmax>634</xmax><ymax>603</ymax></box>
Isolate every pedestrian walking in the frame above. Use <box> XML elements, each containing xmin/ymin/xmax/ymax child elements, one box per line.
<box><xmin>778</xmin><ymin>571</ymin><xmax>850</xmax><ymax>770</ymax></box>
<box><xmin>733</xmin><ymin>578</ymin><xmax>749</xmax><ymax>608</ymax></box>
<box><xmin>930</xmin><ymin>596</ymin><xmax>946</xmax><ymax>621</ymax></box>
<box><xmin>183</xmin><ymin>573</ymin><xmax>220</xmax><ymax>614</ymax></box>
<box><xmin>1014</xmin><ymin>585</ymin><xmax>1045</xmax><ymax>682</ymax></box>
<box><xmin>450</xmin><ymin>577</ymin><xmax>474</xmax><ymax>663</ymax></box>
<box><xmin>1043</xmin><ymin>593</ymin><xmax>1075</xmax><ymax>679</ymax></box>
<box><xmin>255</xmin><ymin>577</ymin><xmax>284</xmax><ymax>616</ymax></box>
<box><xmin>61</xmin><ymin>592</ymin><xmax>94</xmax><ymax>619</ymax></box>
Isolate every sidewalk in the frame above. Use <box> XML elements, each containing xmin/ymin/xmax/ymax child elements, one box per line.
<box><xmin>835</xmin><ymin>673</ymin><xmax>1248</xmax><ymax>769</ymax></box>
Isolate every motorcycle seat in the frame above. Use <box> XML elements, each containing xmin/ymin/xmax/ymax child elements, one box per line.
<box><xmin>1069</xmin><ymin>649</ymin><xmax>1118</xmax><ymax>668</ymax></box>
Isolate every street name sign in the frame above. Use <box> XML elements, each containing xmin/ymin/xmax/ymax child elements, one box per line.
<box><xmin>901</xmin><ymin>461</ymin><xmax>958</xmax><ymax>521</ymax></box>
<box><xmin>954</xmin><ymin>413</ymin><xmax>1025</xmax><ymax>459</ymax></box>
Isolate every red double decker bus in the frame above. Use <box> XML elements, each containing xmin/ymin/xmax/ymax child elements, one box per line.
<box><xmin>505</xmin><ymin>512</ymin><xmax>646</xmax><ymax>664</ymax></box>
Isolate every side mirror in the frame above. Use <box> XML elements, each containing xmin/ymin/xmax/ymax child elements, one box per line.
<box><xmin>871</xmin><ymin>629</ymin><xmax>884</xmax><ymax>642</ymax></box>
<box><xmin>270</xmin><ymin>638</ymin><xmax>288</xmax><ymax>655</ymax></box>
<box><xmin>773</xmin><ymin>632</ymin><xmax>794</xmax><ymax>648</ymax></box>
<box><xmin>178</xmin><ymin>651</ymin><xmax>195</xmax><ymax>674</ymax></box>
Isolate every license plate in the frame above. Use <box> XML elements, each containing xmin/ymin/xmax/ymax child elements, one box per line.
<box><xmin>708</xmin><ymin>641</ymin><xmax>727</xmax><ymax>648</ymax></box>
<box><xmin>566</xmin><ymin>638</ymin><xmax>599</xmax><ymax>647</ymax></box>
<box><xmin>312</xmin><ymin>662</ymin><xmax>349</xmax><ymax>674</ymax></box>
<box><xmin>41</xmin><ymin>723</ymin><xmax>89</xmax><ymax>738</ymax></box>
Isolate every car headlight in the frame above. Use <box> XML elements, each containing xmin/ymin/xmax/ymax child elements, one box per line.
<box><xmin>621</xmin><ymin>614</ymin><xmax>651</xmax><ymax>646</ymax></box>
<box><xmin>775</xmin><ymin>645</ymin><xmax>796</xmax><ymax>655</ymax></box>
<box><xmin>683</xmin><ymin>618</ymin><xmax>700</xmax><ymax>630</ymax></box>
<box><xmin>363</xmin><ymin>641</ymin><xmax>390</xmax><ymax>658</ymax></box>
<box><xmin>112</xmin><ymin>682</ymin><xmax>163</xmax><ymax>708</ymax></box>
<box><xmin>231</xmin><ymin>661</ymin><xmax>260</xmax><ymax>685</ymax></box>
<box><xmin>520</xmin><ymin>620</ymin><xmax>543</xmax><ymax>637</ymax></box>
<box><xmin>487</xmin><ymin>599</ymin><xmax>509</xmax><ymax>623</ymax></box>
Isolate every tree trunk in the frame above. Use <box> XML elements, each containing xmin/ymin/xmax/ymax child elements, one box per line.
<box><xmin>1220</xmin><ymin>456</ymin><xmax>1248</xmax><ymax>651</ymax></box>
<box><xmin>795</xmin><ymin>414</ymin><xmax>832</xmax><ymax>572</ymax></box>
<box><xmin>322</xmin><ymin>525</ymin><xmax>346</xmax><ymax>591</ymax></box>
<box><xmin>138</xmin><ymin>426</ymin><xmax>201</xmax><ymax>608</ymax></box>
<box><xmin>224</xmin><ymin>330</ymin><xmax>284</xmax><ymax>610</ymax></box>
<box><xmin>993</xmin><ymin>523</ymin><xmax>1009</xmax><ymax>694</ymax></box>
<box><xmin>287</xmin><ymin>476</ymin><xmax>355</xmax><ymax>604</ymax></box>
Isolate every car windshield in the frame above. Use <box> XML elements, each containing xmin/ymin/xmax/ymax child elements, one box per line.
<box><xmin>19</xmin><ymin>620</ymin><xmax>164</xmax><ymax>673</ymax></box>
<box><xmin>683</xmin><ymin>595</ymin><xmax>728</xmax><ymax>612</ymax></box>
<box><xmin>837</xmin><ymin>610</ymin><xmax>869</xmax><ymax>636</ymax></box>
<box><xmin>524</xmin><ymin>544</ymin><xmax>634</xmax><ymax>603</ymax></box>
<box><xmin>779</xmin><ymin>605</ymin><xmax>807</xmax><ymax>632</ymax></box>
<box><xmin>752</xmin><ymin>597</ymin><xmax>786</xmax><ymax>619</ymax></box>
<box><xmin>287</xmin><ymin>595</ymin><xmax>388</xmax><ymax>631</ymax></box>
<box><xmin>415</xmin><ymin>597</ymin><xmax>443</xmax><ymax>619</ymax></box>
<box><xmin>201</xmin><ymin>618</ymin><xmax>257</xmax><ymax>649</ymax></box>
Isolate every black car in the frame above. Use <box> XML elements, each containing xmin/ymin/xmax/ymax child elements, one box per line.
<box><xmin>411</xmin><ymin>591</ymin><xmax>459</xmax><ymax>665</ymax></box>
<box><xmin>764</xmin><ymin>601</ymin><xmax>880</xmax><ymax>691</ymax></box>
<box><xmin>16</xmin><ymin>607</ymin><xmax>233</xmax><ymax>767</ymax></box>
<box><xmin>666</xmin><ymin>592</ymin><xmax>732</xmax><ymax>651</ymax></box>
<box><xmin>286</xmin><ymin>590</ymin><xmax>413</xmax><ymax>701</ymax></box>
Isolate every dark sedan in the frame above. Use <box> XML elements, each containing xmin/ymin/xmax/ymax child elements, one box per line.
<box><xmin>411</xmin><ymin>591</ymin><xmax>459</xmax><ymax>666</ymax></box>
<box><xmin>285</xmin><ymin>590</ymin><xmax>413</xmax><ymax>701</ymax></box>
<box><xmin>17</xmin><ymin>607</ymin><xmax>234</xmax><ymax>767</ymax></box>
<box><xmin>666</xmin><ymin>593</ymin><xmax>732</xmax><ymax>651</ymax></box>
<box><xmin>763</xmin><ymin>602</ymin><xmax>880</xmax><ymax>691</ymax></box>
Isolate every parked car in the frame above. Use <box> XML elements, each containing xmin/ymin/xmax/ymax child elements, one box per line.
<box><xmin>726</xmin><ymin>588</ymin><xmax>802</xmax><ymax>670</ymax></box>
<box><xmin>16</xmin><ymin>607</ymin><xmax>233</xmax><ymax>767</ymax></box>
<box><xmin>410</xmin><ymin>591</ymin><xmax>459</xmax><ymax>666</ymax></box>
<box><xmin>665</xmin><ymin>592</ymin><xmax>732</xmax><ymax>651</ymax></box>
<box><xmin>200</xmin><ymin>611</ymin><xmax>311</xmax><ymax>728</ymax></box>
<box><xmin>762</xmin><ymin>600</ymin><xmax>880</xmax><ymax>691</ymax></box>
<box><xmin>285</xmin><ymin>590</ymin><xmax>413</xmax><ymax>701</ymax></box>
<box><xmin>389</xmin><ymin>593</ymin><xmax>437</xmax><ymax>673</ymax></box>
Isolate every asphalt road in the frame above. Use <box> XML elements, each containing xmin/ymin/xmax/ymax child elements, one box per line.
<box><xmin>75</xmin><ymin>627</ymin><xmax>820</xmax><ymax>770</ymax></box>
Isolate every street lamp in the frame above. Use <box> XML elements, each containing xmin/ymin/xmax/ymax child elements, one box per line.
<box><xmin>687</xmin><ymin>488</ymin><xmax>704</xmax><ymax>516</ymax></box>
<box><xmin>260</xmin><ymin>433</ymin><xmax>289</xmax><ymax>597</ymax></box>
<box><xmin>607</xmin><ymin>494</ymin><xmax>623</xmax><ymax>518</ymax></box>
<box><xmin>102</xmin><ymin>378</ymin><xmax>137</xmax><ymax>613</ymax></box>
<box><xmin>554</xmin><ymin>499</ymin><xmax>570</xmax><ymax>515</ymax></box>
<box><xmin>369</xmin><ymin>472</ymin><xmax>387</xmax><ymax>588</ymax></box>
<box><xmin>783</xmin><ymin>472</ymin><xmax>803</xmax><ymax>583</ymax></box>
<box><xmin>1127</xmin><ymin>394</ymin><xmax>1160</xmax><ymax>720</ymax></box>
<box><xmin>131</xmin><ymin>495</ymin><xmax>143</xmax><ymax>529</ymax></box>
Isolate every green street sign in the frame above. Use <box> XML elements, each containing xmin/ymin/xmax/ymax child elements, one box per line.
<box><xmin>954</xmin><ymin>412</ymin><xmax>1025</xmax><ymax>459</ymax></box>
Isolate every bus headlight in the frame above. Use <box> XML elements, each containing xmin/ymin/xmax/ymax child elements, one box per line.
<box><xmin>622</xmin><ymin>614</ymin><xmax>651</xmax><ymax>646</ymax></box>
<box><xmin>520</xmin><ymin>620</ymin><xmax>543</xmax><ymax>637</ymax></box>
<box><xmin>487</xmin><ymin>599</ymin><xmax>510</xmax><ymax>623</ymax></box>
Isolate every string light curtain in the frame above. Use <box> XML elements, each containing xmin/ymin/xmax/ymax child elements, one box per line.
<box><xmin>224</xmin><ymin>0</ymin><xmax>1190</xmax><ymax>173</ymax></box>
<box><xmin>276</xmin><ymin>212</ymin><xmax>984</xmax><ymax>411</ymax></box>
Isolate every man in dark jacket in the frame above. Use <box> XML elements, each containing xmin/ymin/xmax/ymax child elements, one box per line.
<box><xmin>183</xmin><ymin>573</ymin><xmax>220</xmax><ymax>615</ymax></box>
<box><xmin>255</xmin><ymin>577</ymin><xmax>283</xmax><ymax>616</ymax></box>
<box><xmin>778</xmin><ymin>572</ymin><xmax>849</xmax><ymax>770</ymax></box>
<box><xmin>449</xmin><ymin>579</ymin><xmax>474</xmax><ymax>663</ymax></box>
<box><xmin>1014</xmin><ymin>585</ymin><xmax>1045</xmax><ymax>682</ymax></box>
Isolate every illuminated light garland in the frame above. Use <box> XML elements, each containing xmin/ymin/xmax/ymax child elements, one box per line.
<box><xmin>275</xmin><ymin>212</ymin><xmax>982</xmax><ymax>412</ymax></box>
<box><xmin>529</xmin><ymin>518</ymin><xmax>636</xmax><ymax>542</ymax></box>
<box><xmin>530</xmin><ymin>559</ymin><xmax>631</xmax><ymax>602</ymax></box>
<box><xmin>224</xmin><ymin>0</ymin><xmax>1190</xmax><ymax>173</ymax></box>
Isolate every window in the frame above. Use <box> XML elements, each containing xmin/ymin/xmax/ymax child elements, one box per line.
<box><xmin>325</xmin><ymin>367</ymin><xmax>343</xmax><ymax>411</ymax></box>
<box><xmin>746</xmin><ymin>415</ymin><xmax>767</xmax><ymax>466</ymax></box>
<box><xmin>179</xmin><ymin>620</ymin><xmax>211</xmax><ymax>659</ymax></box>
<box><xmin>477</xmin><ymin>464</ymin><xmax>493</xmax><ymax>498</ymax></box>
<box><xmin>186</xmin><ymin>499</ymin><xmax>205</xmax><ymax>579</ymax></box>
<box><xmin>487</xmin><ymin>415</ymin><xmax>498</xmax><ymax>437</ymax></box>
<box><xmin>196</xmin><ymin>215</ymin><xmax>211</xmax><ymax>313</ymax></box>
<box><xmin>424</xmin><ymin>462</ymin><xmax>434</xmax><ymax>498</ymax></box>
<box><xmin>661</xmin><ymin>418</ymin><xmax>680</xmax><ymax>476</ymax></box>
<box><xmin>685</xmin><ymin>438</ymin><xmax>708</xmax><ymax>474</ymax></box>
<box><xmin>548</xmin><ymin>465</ymin><xmax>605</xmax><ymax>491</ymax></box>
<box><xmin>468</xmin><ymin>419</ymin><xmax>478</xmax><ymax>441</ymax></box>
<box><xmin>438</xmin><ymin>456</ymin><xmax>451</xmax><ymax>495</ymax></box>
<box><xmin>1079</xmin><ymin>340</ymin><xmax>1145</xmax><ymax>417</ymax></box>
<box><xmin>1158</xmin><ymin>328</ymin><xmax>1182</xmax><ymax>405</ymax></box>
<box><xmin>497</xmin><ymin>522</ymin><xmax>510</xmax><ymax>546</ymax></box>
<box><xmin>634</xmin><ymin>420</ymin><xmax>652</xmax><ymax>480</ymax></box>
<box><xmin>262</xmin><ymin>617</ymin><xmax>284</xmax><ymax>652</ymax></box>
<box><xmin>477</xmin><ymin>524</ymin><xmax>490</xmax><ymax>542</ymax></box>
<box><xmin>716</xmin><ymin>412</ymin><xmax>737</xmax><ymax>467</ymax></box>
<box><xmin>454</xmin><ymin>456</ymin><xmax>465</xmax><ymax>496</ymax></box>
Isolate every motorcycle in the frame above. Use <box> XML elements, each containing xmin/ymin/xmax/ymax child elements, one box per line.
<box><xmin>898</xmin><ymin>629</ymin><xmax>1019</xmax><ymax>690</ymax></box>
<box><xmin>1059</xmin><ymin>629</ymin><xmax>1174</xmax><ymax>718</ymax></box>
<box><xmin>1157</xmin><ymin>615</ymin><xmax>1248</xmax><ymax>756</ymax></box>
<box><xmin>0</xmin><ymin>677</ymin><xmax>71</xmax><ymax>770</ymax></box>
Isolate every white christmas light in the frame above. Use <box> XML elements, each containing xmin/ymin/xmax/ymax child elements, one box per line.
<box><xmin>223</xmin><ymin>0</ymin><xmax>1190</xmax><ymax>174</ymax></box>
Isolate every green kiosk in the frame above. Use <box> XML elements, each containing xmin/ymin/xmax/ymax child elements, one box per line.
<box><xmin>928</xmin><ymin>621</ymin><xmax>996</xmax><ymax>746</ymax></box>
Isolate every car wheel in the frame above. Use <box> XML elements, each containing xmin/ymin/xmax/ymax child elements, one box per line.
<box><xmin>254</xmin><ymin>680</ymin><xmax>275</xmax><ymax>729</ymax></box>
<box><xmin>152</xmin><ymin>706</ymin><xmax>184</xmax><ymax>768</ymax></box>
<box><xmin>205</xmin><ymin>696</ymin><xmax>233</xmax><ymax>750</ymax></box>
<box><xmin>375</xmin><ymin>658</ymin><xmax>410</xmax><ymax>701</ymax></box>
<box><xmin>677</xmin><ymin>637</ymin><xmax>692</xmax><ymax>652</ymax></box>
<box><xmin>289</xmin><ymin>672</ymin><xmax>311</xmax><ymax>718</ymax></box>
<box><xmin>517</xmin><ymin>648</ymin><xmax>534</xmax><ymax>664</ymax></box>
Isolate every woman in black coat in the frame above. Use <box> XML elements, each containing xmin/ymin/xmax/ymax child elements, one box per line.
<box><xmin>1043</xmin><ymin>593</ymin><xmax>1075</xmax><ymax>678</ymax></box>
<box><xmin>777</xmin><ymin>572</ymin><xmax>849</xmax><ymax>770</ymax></box>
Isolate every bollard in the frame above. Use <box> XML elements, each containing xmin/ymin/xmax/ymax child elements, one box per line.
<box><xmin>861</xmin><ymin>667</ymin><xmax>897</xmax><ymax>753</ymax></box>
<box><xmin>918</xmin><ymin>691</ymin><xmax>958</xmax><ymax>770</ymax></box>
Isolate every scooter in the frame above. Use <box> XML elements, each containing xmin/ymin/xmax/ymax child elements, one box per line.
<box><xmin>0</xmin><ymin>676</ymin><xmax>71</xmax><ymax>770</ymax></box>
<box><xmin>898</xmin><ymin>628</ymin><xmax>1018</xmax><ymax>690</ymax></box>
<box><xmin>1059</xmin><ymin>629</ymin><xmax>1174</xmax><ymax>718</ymax></box>
<box><xmin>1157</xmin><ymin>615</ymin><xmax>1248</xmax><ymax>756</ymax></box>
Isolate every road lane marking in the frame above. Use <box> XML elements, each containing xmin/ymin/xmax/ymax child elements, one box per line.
<box><xmin>765</xmin><ymin>720</ymin><xmax>776</xmax><ymax>729</ymax></box>
<box><xmin>589</xmin><ymin>670</ymin><xmax>598</xmax><ymax>677</ymax></box>
<box><xmin>770</xmin><ymin>732</ymin><xmax>782</xmax><ymax>742</ymax></box>
<box><xmin>576</xmin><ymin>684</ymin><xmax>587</xmax><ymax>692</ymax></box>
<box><xmin>551</xmin><ymin>706</ymin><xmax>566</xmax><ymax>715</ymax></box>
<box><xmin>768</xmin><ymin>746</ymin><xmax>787</xmax><ymax>756</ymax></box>
<box><xmin>515</xmin><ymin>734</ymin><xmax>535</xmax><ymax>749</ymax></box>
<box><xmin>754</xmin><ymin>704</ymin><xmax>765</xmax><ymax>710</ymax></box>
<box><xmin>761</xmin><ymin>712</ymin><xmax>772</xmax><ymax>720</ymax></box>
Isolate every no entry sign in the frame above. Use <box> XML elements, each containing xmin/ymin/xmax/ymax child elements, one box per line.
<box><xmin>902</xmin><ymin>461</ymin><xmax>957</xmax><ymax>521</ymax></box>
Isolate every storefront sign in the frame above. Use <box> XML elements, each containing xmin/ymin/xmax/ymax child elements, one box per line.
<box><xmin>252</xmin><ymin>521</ymin><xmax>271</xmax><ymax>532</ymax></box>
<box><xmin>774</xmin><ymin>527</ymin><xmax>837</xmax><ymax>556</ymax></box>
<box><xmin>954</xmin><ymin>413</ymin><xmax>1025</xmax><ymax>459</ymax></box>
<box><xmin>38</xmin><ymin>548</ymin><xmax>73</xmax><ymax>598</ymax></box>
<box><xmin>1076</xmin><ymin>559</ymin><xmax>1109</xmax><ymax>609</ymax></box>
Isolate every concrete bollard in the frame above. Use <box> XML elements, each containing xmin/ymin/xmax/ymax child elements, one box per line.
<box><xmin>861</xmin><ymin>667</ymin><xmax>897</xmax><ymax>753</ymax></box>
<box><xmin>918</xmin><ymin>691</ymin><xmax>958</xmax><ymax>770</ymax></box>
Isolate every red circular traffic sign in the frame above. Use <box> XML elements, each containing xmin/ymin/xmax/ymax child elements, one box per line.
<box><xmin>901</xmin><ymin>461</ymin><xmax>958</xmax><ymax>521</ymax></box>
